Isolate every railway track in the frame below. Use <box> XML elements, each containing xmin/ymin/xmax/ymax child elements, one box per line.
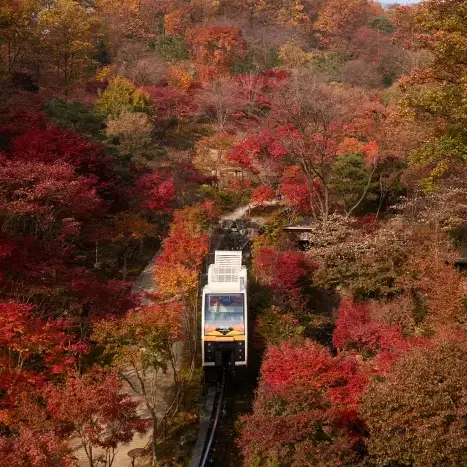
<box><xmin>190</xmin><ymin>216</ymin><xmax>256</xmax><ymax>467</ymax></box>
<box><xmin>189</xmin><ymin>371</ymin><xmax>226</xmax><ymax>467</ymax></box>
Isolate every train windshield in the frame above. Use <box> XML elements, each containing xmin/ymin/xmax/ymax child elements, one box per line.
<box><xmin>204</xmin><ymin>294</ymin><xmax>245</xmax><ymax>335</ymax></box>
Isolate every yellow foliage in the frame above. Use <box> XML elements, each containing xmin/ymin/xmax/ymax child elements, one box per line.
<box><xmin>167</xmin><ymin>64</ymin><xmax>194</xmax><ymax>91</ymax></box>
<box><xmin>95</xmin><ymin>65</ymin><xmax>115</xmax><ymax>82</ymax></box>
<box><xmin>193</xmin><ymin>132</ymin><xmax>237</xmax><ymax>177</ymax></box>
<box><xmin>278</xmin><ymin>40</ymin><xmax>312</xmax><ymax>69</ymax></box>
<box><xmin>154</xmin><ymin>262</ymin><xmax>198</xmax><ymax>297</ymax></box>
<box><xmin>105</xmin><ymin>111</ymin><xmax>153</xmax><ymax>164</ymax></box>
<box><xmin>277</xmin><ymin>0</ymin><xmax>310</xmax><ymax>27</ymax></box>
<box><xmin>96</xmin><ymin>76</ymin><xmax>152</xmax><ymax>117</ymax></box>
<box><xmin>37</xmin><ymin>0</ymin><xmax>96</xmax><ymax>86</ymax></box>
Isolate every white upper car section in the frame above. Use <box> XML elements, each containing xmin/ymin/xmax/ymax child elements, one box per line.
<box><xmin>206</xmin><ymin>251</ymin><xmax>247</xmax><ymax>293</ymax></box>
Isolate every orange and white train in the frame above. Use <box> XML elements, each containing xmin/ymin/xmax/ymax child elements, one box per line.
<box><xmin>202</xmin><ymin>251</ymin><xmax>247</xmax><ymax>367</ymax></box>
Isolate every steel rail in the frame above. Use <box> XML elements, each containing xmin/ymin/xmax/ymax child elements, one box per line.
<box><xmin>200</xmin><ymin>370</ymin><xmax>226</xmax><ymax>467</ymax></box>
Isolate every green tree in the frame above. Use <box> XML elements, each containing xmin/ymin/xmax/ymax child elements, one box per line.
<box><xmin>46</xmin><ymin>99</ymin><xmax>104</xmax><ymax>136</ymax></box>
<box><xmin>329</xmin><ymin>153</ymin><xmax>374</xmax><ymax>216</ymax></box>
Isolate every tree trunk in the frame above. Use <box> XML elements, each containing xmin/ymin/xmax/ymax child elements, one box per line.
<box><xmin>150</xmin><ymin>411</ymin><xmax>158</xmax><ymax>462</ymax></box>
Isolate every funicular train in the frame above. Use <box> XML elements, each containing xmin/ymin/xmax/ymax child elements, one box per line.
<box><xmin>202</xmin><ymin>251</ymin><xmax>247</xmax><ymax>369</ymax></box>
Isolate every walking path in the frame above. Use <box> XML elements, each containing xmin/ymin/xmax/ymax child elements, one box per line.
<box><xmin>72</xmin><ymin>256</ymin><xmax>182</xmax><ymax>467</ymax></box>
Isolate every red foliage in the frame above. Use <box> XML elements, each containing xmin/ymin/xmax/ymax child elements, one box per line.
<box><xmin>46</xmin><ymin>371</ymin><xmax>148</xmax><ymax>455</ymax></box>
<box><xmin>158</xmin><ymin>226</ymin><xmax>209</xmax><ymax>270</ymax></box>
<box><xmin>10</xmin><ymin>126</ymin><xmax>111</xmax><ymax>181</ymax></box>
<box><xmin>227</xmin><ymin>129</ymin><xmax>289</xmax><ymax>174</ymax></box>
<box><xmin>0</xmin><ymin>160</ymin><xmax>103</xmax><ymax>227</ymax></box>
<box><xmin>0</xmin><ymin>110</ymin><xmax>47</xmax><ymax>144</ymax></box>
<box><xmin>240</xmin><ymin>340</ymin><xmax>369</xmax><ymax>465</ymax></box>
<box><xmin>251</xmin><ymin>184</ymin><xmax>275</xmax><ymax>205</ymax></box>
<box><xmin>145</xmin><ymin>85</ymin><xmax>198</xmax><ymax>127</ymax></box>
<box><xmin>253</xmin><ymin>247</ymin><xmax>315</xmax><ymax>305</ymax></box>
<box><xmin>352</xmin><ymin>213</ymin><xmax>378</xmax><ymax>232</ymax></box>
<box><xmin>333</xmin><ymin>299</ymin><xmax>406</xmax><ymax>352</ymax></box>
<box><xmin>0</xmin><ymin>391</ymin><xmax>73</xmax><ymax>467</ymax></box>
<box><xmin>67</xmin><ymin>269</ymin><xmax>136</xmax><ymax>320</ymax></box>
<box><xmin>279</xmin><ymin>165</ymin><xmax>314</xmax><ymax>213</ymax></box>
<box><xmin>135</xmin><ymin>171</ymin><xmax>176</xmax><ymax>212</ymax></box>
<box><xmin>261</xmin><ymin>340</ymin><xmax>334</xmax><ymax>391</ymax></box>
<box><xmin>155</xmin><ymin>201</ymin><xmax>219</xmax><ymax>297</ymax></box>
<box><xmin>0</xmin><ymin>301</ymin><xmax>79</xmax><ymax>411</ymax></box>
<box><xmin>0</xmin><ymin>424</ymin><xmax>72</xmax><ymax>467</ymax></box>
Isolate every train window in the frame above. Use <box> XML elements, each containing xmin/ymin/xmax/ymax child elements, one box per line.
<box><xmin>204</xmin><ymin>294</ymin><xmax>244</xmax><ymax>335</ymax></box>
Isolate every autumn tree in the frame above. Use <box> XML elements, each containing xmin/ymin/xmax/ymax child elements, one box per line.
<box><xmin>274</xmin><ymin>75</ymin><xmax>380</xmax><ymax>222</ymax></box>
<box><xmin>154</xmin><ymin>201</ymin><xmax>219</xmax><ymax>356</ymax></box>
<box><xmin>360</xmin><ymin>341</ymin><xmax>467</xmax><ymax>467</ymax></box>
<box><xmin>308</xmin><ymin>216</ymin><xmax>409</xmax><ymax>299</ymax></box>
<box><xmin>109</xmin><ymin>170</ymin><xmax>175</xmax><ymax>278</ymax></box>
<box><xmin>47</xmin><ymin>371</ymin><xmax>147</xmax><ymax>467</ymax></box>
<box><xmin>253</xmin><ymin>247</ymin><xmax>316</xmax><ymax>307</ymax></box>
<box><xmin>164</xmin><ymin>7</ymin><xmax>192</xmax><ymax>37</ymax></box>
<box><xmin>228</xmin><ymin>74</ymin><xmax>381</xmax><ymax>222</ymax></box>
<box><xmin>146</xmin><ymin>85</ymin><xmax>197</xmax><ymax>135</ymax></box>
<box><xmin>196</xmin><ymin>78</ymin><xmax>246</xmax><ymax>131</ymax></box>
<box><xmin>0</xmin><ymin>300</ymin><xmax>88</xmax><ymax>436</ymax></box>
<box><xmin>240</xmin><ymin>340</ymin><xmax>368</xmax><ymax>466</ymax></box>
<box><xmin>314</xmin><ymin>0</ymin><xmax>380</xmax><ymax>46</ymax></box>
<box><xmin>105</xmin><ymin>111</ymin><xmax>154</xmax><ymax>165</ymax></box>
<box><xmin>251</xmin><ymin>184</ymin><xmax>275</xmax><ymax>205</ymax></box>
<box><xmin>36</xmin><ymin>0</ymin><xmax>97</xmax><ymax>89</ymax></box>
<box><xmin>193</xmin><ymin>132</ymin><xmax>237</xmax><ymax>186</ymax></box>
<box><xmin>0</xmin><ymin>159</ymin><xmax>102</xmax><ymax>238</ymax></box>
<box><xmin>166</xmin><ymin>63</ymin><xmax>195</xmax><ymax>91</ymax></box>
<box><xmin>93</xmin><ymin>304</ymin><xmax>182</xmax><ymax>461</ymax></box>
<box><xmin>0</xmin><ymin>0</ymin><xmax>41</xmax><ymax>74</ymax></box>
<box><xmin>185</xmin><ymin>26</ymin><xmax>246</xmax><ymax>81</ymax></box>
<box><xmin>333</xmin><ymin>298</ymin><xmax>408</xmax><ymax>356</ymax></box>
<box><xmin>398</xmin><ymin>0</ymin><xmax>467</xmax><ymax>182</ymax></box>
<box><xmin>95</xmin><ymin>76</ymin><xmax>152</xmax><ymax>118</ymax></box>
<box><xmin>399</xmin><ymin>248</ymin><xmax>467</xmax><ymax>334</ymax></box>
<box><xmin>278</xmin><ymin>40</ymin><xmax>313</xmax><ymax>69</ymax></box>
<box><xmin>0</xmin><ymin>391</ymin><xmax>73</xmax><ymax>467</ymax></box>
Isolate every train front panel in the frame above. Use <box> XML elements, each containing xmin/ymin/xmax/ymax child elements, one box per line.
<box><xmin>202</xmin><ymin>290</ymin><xmax>247</xmax><ymax>367</ymax></box>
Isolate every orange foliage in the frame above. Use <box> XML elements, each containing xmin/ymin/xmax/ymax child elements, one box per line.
<box><xmin>337</xmin><ymin>137</ymin><xmax>379</xmax><ymax>163</ymax></box>
<box><xmin>337</xmin><ymin>137</ymin><xmax>366</xmax><ymax>156</ymax></box>
<box><xmin>167</xmin><ymin>64</ymin><xmax>194</xmax><ymax>91</ymax></box>
<box><xmin>164</xmin><ymin>7</ymin><xmax>191</xmax><ymax>37</ymax></box>
<box><xmin>185</xmin><ymin>26</ymin><xmax>246</xmax><ymax>80</ymax></box>
<box><xmin>154</xmin><ymin>201</ymin><xmax>219</xmax><ymax>298</ymax></box>
<box><xmin>314</xmin><ymin>0</ymin><xmax>379</xmax><ymax>42</ymax></box>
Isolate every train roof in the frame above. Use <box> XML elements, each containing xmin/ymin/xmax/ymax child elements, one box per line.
<box><xmin>204</xmin><ymin>251</ymin><xmax>247</xmax><ymax>294</ymax></box>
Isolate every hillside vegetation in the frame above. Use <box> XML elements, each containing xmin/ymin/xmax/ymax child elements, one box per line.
<box><xmin>1</xmin><ymin>0</ymin><xmax>467</xmax><ymax>466</ymax></box>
